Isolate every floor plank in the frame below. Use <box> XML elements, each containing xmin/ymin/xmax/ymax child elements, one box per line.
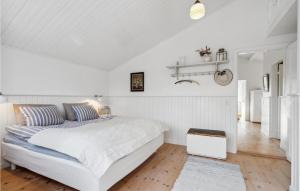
<box><xmin>238</xmin><ymin>121</ymin><xmax>286</xmax><ymax>158</ymax></box>
<box><xmin>1</xmin><ymin>144</ymin><xmax>291</xmax><ymax>191</ymax></box>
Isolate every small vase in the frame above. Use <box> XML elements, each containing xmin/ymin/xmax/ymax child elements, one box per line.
<box><xmin>202</xmin><ymin>54</ymin><xmax>212</xmax><ymax>62</ymax></box>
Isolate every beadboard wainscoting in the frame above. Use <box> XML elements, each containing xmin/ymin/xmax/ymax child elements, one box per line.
<box><xmin>0</xmin><ymin>103</ymin><xmax>11</xmax><ymax>167</ymax></box>
<box><xmin>4</xmin><ymin>95</ymin><xmax>101</xmax><ymax>123</ymax></box>
<box><xmin>279</xmin><ymin>95</ymin><xmax>299</xmax><ymax>162</ymax></box>
<box><xmin>109</xmin><ymin>96</ymin><xmax>237</xmax><ymax>153</ymax></box>
<box><xmin>288</xmin><ymin>95</ymin><xmax>300</xmax><ymax>191</ymax></box>
<box><xmin>277</xmin><ymin>95</ymin><xmax>300</xmax><ymax>191</ymax></box>
<box><xmin>0</xmin><ymin>95</ymin><xmax>237</xmax><ymax>168</ymax></box>
<box><xmin>280</xmin><ymin>96</ymin><xmax>290</xmax><ymax>160</ymax></box>
<box><xmin>262</xmin><ymin>96</ymin><xmax>282</xmax><ymax>139</ymax></box>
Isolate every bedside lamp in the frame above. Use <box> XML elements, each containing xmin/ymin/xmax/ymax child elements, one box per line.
<box><xmin>94</xmin><ymin>95</ymin><xmax>111</xmax><ymax>117</ymax></box>
<box><xmin>94</xmin><ymin>95</ymin><xmax>106</xmax><ymax>107</ymax></box>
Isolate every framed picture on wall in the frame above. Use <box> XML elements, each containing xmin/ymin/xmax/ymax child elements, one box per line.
<box><xmin>130</xmin><ymin>72</ymin><xmax>144</xmax><ymax>92</ymax></box>
<box><xmin>263</xmin><ymin>74</ymin><xmax>269</xmax><ymax>92</ymax></box>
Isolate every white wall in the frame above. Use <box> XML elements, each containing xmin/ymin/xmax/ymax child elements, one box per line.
<box><xmin>260</xmin><ymin>48</ymin><xmax>285</xmax><ymax>138</ymax></box>
<box><xmin>110</xmin><ymin>96</ymin><xmax>236</xmax><ymax>151</ymax></box>
<box><xmin>263</xmin><ymin>49</ymin><xmax>285</xmax><ymax>96</ymax></box>
<box><xmin>238</xmin><ymin>57</ymin><xmax>263</xmax><ymax>91</ymax></box>
<box><xmin>0</xmin><ymin>2</ymin><xmax>1</xmax><ymax>91</ymax></box>
<box><xmin>108</xmin><ymin>0</ymin><xmax>296</xmax><ymax>152</ymax></box>
<box><xmin>0</xmin><ymin>46</ymin><xmax>109</xmax><ymax>168</ymax></box>
<box><xmin>295</xmin><ymin>2</ymin><xmax>300</xmax><ymax>190</ymax></box>
<box><xmin>2</xmin><ymin>46</ymin><xmax>108</xmax><ymax>96</ymax></box>
<box><xmin>109</xmin><ymin>0</ymin><xmax>296</xmax><ymax>97</ymax></box>
<box><xmin>279</xmin><ymin>41</ymin><xmax>298</xmax><ymax>191</ymax></box>
<box><xmin>280</xmin><ymin>42</ymin><xmax>296</xmax><ymax>155</ymax></box>
<box><xmin>238</xmin><ymin>57</ymin><xmax>263</xmax><ymax>120</ymax></box>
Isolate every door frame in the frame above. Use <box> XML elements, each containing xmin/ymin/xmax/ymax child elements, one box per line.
<box><xmin>233</xmin><ymin>42</ymin><xmax>296</xmax><ymax>190</ymax></box>
<box><xmin>238</xmin><ymin>80</ymin><xmax>247</xmax><ymax>121</ymax></box>
<box><xmin>233</xmin><ymin>42</ymin><xmax>290</xmax><ymax>149</ymax></box>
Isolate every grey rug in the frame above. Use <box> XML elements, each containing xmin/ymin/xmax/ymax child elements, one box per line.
<box><xmin>172</xmin><ymin>156</ymin><xmax>246</xmax><ymax>191</ymax></box>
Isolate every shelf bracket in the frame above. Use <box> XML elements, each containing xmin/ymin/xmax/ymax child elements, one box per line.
<box><xmin>175</xmin><ymin>61</ymin><xmax>179</xmax><ymax>80</ymax></box>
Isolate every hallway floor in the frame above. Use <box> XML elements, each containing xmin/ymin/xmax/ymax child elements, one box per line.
<box><xmin>238</xmin><ymin>121</ymin><xmax>286</xmax><ymax>159</ymax></box>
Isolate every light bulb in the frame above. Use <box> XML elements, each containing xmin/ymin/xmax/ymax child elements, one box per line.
<box><xmin>190</xmin><ymin>0</ymin><xmax>205</xmax><ymax>20</ymax></box>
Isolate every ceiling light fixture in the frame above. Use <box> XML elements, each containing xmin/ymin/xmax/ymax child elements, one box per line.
<box><xmin>190</xmin><ymin>0</ymin><xmax>205</xmax><ymax>20</ymax></box>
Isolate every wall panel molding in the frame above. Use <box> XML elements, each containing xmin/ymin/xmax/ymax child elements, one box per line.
<box><xmin>109</xmin><ymin>96</ymin><xmax>237</xmax><ymax>153</ymax></box>
<box><xmin>0</xmin><ymin>95</ymin><xmax>238</xmax><ymax>168</ymax></box>
<box><xmin>279</xmin><ymin>96</ymin><xmax>290</xmax><ymax>159</ymax></box>
<box><xmin>5</xmin><ymin>95</ymin><xmax>97</xmax><ymax>123</ymax></box>
<box><xmin>289</xmin><ymin>95</ymin><xmax>299</xmax><ymax>191</ymax></box>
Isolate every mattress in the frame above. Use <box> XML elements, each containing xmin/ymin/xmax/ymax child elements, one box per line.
<box><xmin>3</xmin><ymin>117</ymin><xmax>115</xmax><ymax>162</ymax></box>
<box><xmin>3</xmin><ymin>133</ymin><xmax>78</xmax><ymax>162</ymax></box>
<box><xmin>2</xmin><ymin>134</ymin><xmax>164</xmax><ymax>191</ymax></box>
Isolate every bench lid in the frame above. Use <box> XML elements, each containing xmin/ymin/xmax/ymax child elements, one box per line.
<box><xmin>187</xmin><ymin>128</ymin><xmax>226</xmax><ymax>137</ymax></box>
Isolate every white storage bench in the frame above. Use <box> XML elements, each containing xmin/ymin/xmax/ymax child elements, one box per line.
<box><xmin>187</xmin><ymin>128</ymin><xmax>227</xmax><ymax>159</ymax></box>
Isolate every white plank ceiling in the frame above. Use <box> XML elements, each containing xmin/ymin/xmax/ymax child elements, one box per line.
<box><xmin>2</xmin><ymin>0</ymin><xmax>232</xmax><ymax>70</ymax></box>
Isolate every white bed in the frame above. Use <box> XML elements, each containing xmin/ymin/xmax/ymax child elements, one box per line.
<box><xmin>2</xmin><ymin>133</ymin><xmax>164</xmax><ymax>191</ymax></box>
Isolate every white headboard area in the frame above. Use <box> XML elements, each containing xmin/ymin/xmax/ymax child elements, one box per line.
<box><xmin>0</xmin><ymin>95</ymin><xmax>104</xmax><ymax>134</ymax></box>
<box><xmin>0</xmin><ymin>95</ymin><xmax>106</xmax><ymax>168</ymax></box>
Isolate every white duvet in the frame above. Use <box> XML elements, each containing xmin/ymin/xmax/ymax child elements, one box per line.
<box><xmin>28</xmin><ymin>117</ymin><xmax>168</xmax><ymax>178</ymax></box>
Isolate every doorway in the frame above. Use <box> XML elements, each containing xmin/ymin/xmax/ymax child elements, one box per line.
<box><xmin>236</xmin><ymin>49</ymin><xmax>286</xmax><ymax>158</ymax></box>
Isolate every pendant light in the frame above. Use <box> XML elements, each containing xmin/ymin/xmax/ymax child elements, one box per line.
<box><xmin>190</xmin><ymin>0</ymin><xmax>205</xmax><ymax>20</ymax></box>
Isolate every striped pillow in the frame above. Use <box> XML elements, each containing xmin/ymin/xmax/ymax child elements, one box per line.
<box><xmin>20</xmin><ymin>106</ymin><xmax>64</xmax><ymax>126</ymax></box>
<box><xmin>72</xmin><ymin>105</ymin><xmax>99</xmax><ymax>122</ymax></box>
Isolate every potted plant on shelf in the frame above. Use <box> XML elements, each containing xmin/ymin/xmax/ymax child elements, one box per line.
<box><xmin>196</xmin><ymin>46</ymin><xmax>212</xmax><ymax>62</ymax></box>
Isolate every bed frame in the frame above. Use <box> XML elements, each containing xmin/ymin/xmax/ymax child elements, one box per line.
<box><xmin>2</xmin><ymin>134</ymin><xmax>164</xmax><ymax>191</ymax></box>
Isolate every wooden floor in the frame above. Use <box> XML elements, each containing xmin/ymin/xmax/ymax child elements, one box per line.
<box><xmin>1</xmin><ymin>144</ymin><xmax>290</xmax><ymax>191</ymax></box>
<box><xmin>238</xmin><ymin>121</ymin><xmax>286</xmax><ymax>158</ymax></box>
